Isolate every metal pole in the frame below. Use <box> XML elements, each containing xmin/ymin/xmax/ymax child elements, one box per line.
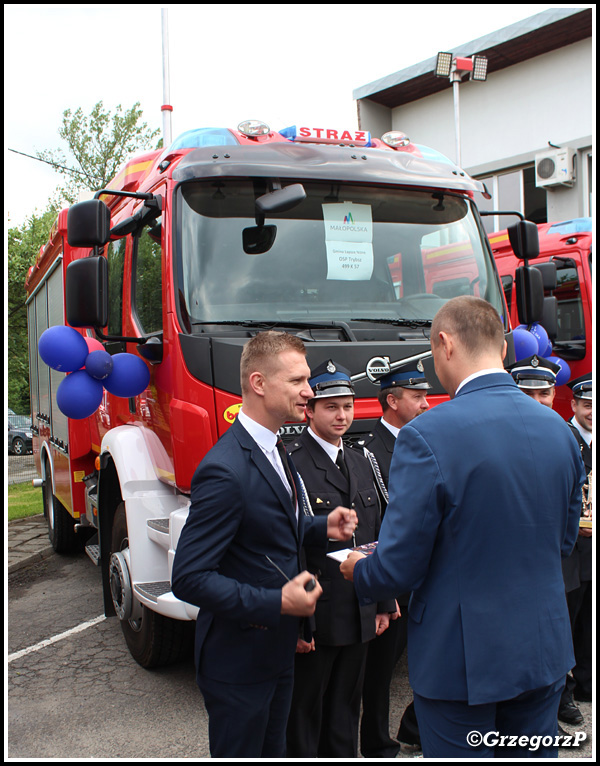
<box><xmin>161</xmin><ymin>8</ymin><xmax>172</xmax><ymax>147</ymax></box>
<box><xmin>451</xmin><ymin>75</ymin><xmax>461</xmax><ymax>167</ymax></box>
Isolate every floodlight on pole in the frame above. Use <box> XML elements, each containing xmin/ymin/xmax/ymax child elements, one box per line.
<box><xmin>434</xmin><ymin>53</ymin><xmax>488</xmax><ymax>167</ymax></box>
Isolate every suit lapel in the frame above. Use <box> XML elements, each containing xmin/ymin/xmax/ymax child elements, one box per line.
<box><xmin>375</xmin><ymin>420</ymin><xmax>396</xmax><ymax>457</ymax></box>
<box><xmin>299</xmin><ymin>430</ymin><xmax>349</xmax><ymax>495</ymax></box>
<box><xmin>231</xmin><ymin>419</ymin><xmax>299</xmax><ymax>538</ymax></box>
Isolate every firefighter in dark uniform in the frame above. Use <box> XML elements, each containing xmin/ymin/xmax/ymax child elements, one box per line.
<box><xmin>285</xmin><ymin>360</ymin><xmax>395</xmax><ymax>758</ymax></box>
<box><xmin>509</xmin><ymin>354</ymin><xmax>561</xmax><ymax>408</ymax></box>
<box><xmin>356</xmin><ymin>358</ymin><xmax>430</xmax><ymax>756</ymax></box>
<box><xmin>560</xmin><ymin>374</ymin><xmax>593</xmax><ymax>720</ymax></box>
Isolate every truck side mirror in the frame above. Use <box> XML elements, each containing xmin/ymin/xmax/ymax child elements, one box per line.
<box><xmin>67</xmin><ymin>199</ymin><xmax>111</xmax><ymax>247</ymax></box>
<box><xmin>507</xmin><ymin>220</ymin><xmax>539</xmax><ymax>260</ymax></box>
<box><xmin>533</xmin><ymin>261</ymin><xmax>557</xmax><ymax>291</ymax></box>
<box><xmin>66</xmin><ymin>256</ymin><xmax>108</xmax><ymax>328</ymax></box>
<box><xmin>541</xmin><ymin>296</ymin><xmax>558</xmax><ymax>340</ymax></box>
<box><xmin>514</xmin><ymin>265</ymin><xmax>544</xmax><ymax>326</ymax></box>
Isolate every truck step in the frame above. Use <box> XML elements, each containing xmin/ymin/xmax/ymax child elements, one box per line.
<box><xmin>85</xmin><ymin>543</ymin><xmax>100</xmax><ymax>566</ymax></box>
<box><xmin>146</xmin><ymin>517</ymin><xmax>170</xmax><ymax>550</ymax></box>
<box><xmin>134</xmin><ymin>581</ymin><xmax>172</xmax><ymax>603</ymax></box>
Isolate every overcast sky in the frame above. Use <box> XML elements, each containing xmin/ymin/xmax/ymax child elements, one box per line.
<box><xmin>4</xmin><ymin>4</ymin><xmax>591</xmax><ymax>228</ymax></box>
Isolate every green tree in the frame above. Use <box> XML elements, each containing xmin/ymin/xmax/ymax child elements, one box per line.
<box><xmin>7</xmin><ymin>204</ymin><xmax>60</xmax><ymax>413</ymax></box>
<box><xmin>10</xmin><ymin>102</ymin><xmax>160</xmax><ymax>414</ymax></box>
<box><xmin>37</xmin><ymin>100</ymin><xmax>161</xmax><ymax>201</ymax></box>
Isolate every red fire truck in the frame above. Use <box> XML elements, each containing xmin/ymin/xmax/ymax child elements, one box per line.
<box><xmin>25</xmin><ymin>121</ymin><xmax>533</xmax><ymax>667</ymax></box>
<box><xmin>490</xmin><ymin>218</ymin><xmax>593</xmax><ymax>420</ymax></box>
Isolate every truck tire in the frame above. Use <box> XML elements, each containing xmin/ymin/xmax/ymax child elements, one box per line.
<box><xmin>43</xmin><ymin>458</ymin><xmax>79</xmax><ymax>554</ymax></box>
<box><xmin>111</xmin><ymin>503</ymin><xmax>194</xmax><ymax>668</ymax></box>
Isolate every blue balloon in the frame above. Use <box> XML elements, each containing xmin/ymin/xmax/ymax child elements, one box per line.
<box><xmin>104</xmin><ymin>353</ymin><xmax>150</xmax><ymax>398</ymax></box>
<box><xmin>540</xmin><ymin>339</ymin><xmax>553</xmax><ymax>358</ymax></box>
<box><xmin>547</xmin><ymin>356</ymin><xmax>571</xmax><ymax>386</ymax></box>
<box><xmin>85</xmin><ymin>349</ymin><xmax>114</xmax><ymax>380</ymax></box>
<box><xmin>529</xmin><ymin>322</ymin><xmax>549</xmax><ymax>355</ymax></box>
<box><xmin>513</xmin><ymin>326</ymin><xmax>539</xmax><ymax>361</ymax></box>
<box><xmin>56</xmin><ymin>370</ymin><xmax>104</xmax><ymax>419</ymax></box>
<box><xmin>38</xmin><ymin>326</ymin><xmax>89</xmax><ymax>372</ymax></box>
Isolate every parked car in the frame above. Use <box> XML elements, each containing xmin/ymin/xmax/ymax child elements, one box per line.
<box><xmin>8</xmin><ymin>412</ymin><xmax>33</xmax><ymax>455</ymax></box>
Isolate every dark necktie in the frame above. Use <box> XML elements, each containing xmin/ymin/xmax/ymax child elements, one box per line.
<box><xmin>336</xmin><ymin>448</ymin><xmax>350</xmax><ymax>483</ymax></box>
<box><xmin>276</xmin><ymin>439</ymin><xmax>298</xmax><ymax>513</ymax></box>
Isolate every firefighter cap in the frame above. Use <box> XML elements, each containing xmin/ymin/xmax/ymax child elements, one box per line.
<box><xmin>377</xmin><ymin>358</ymin><xmax>431</xmax><ymax>391</ymax></box>
<box><xmin>509</xmin><ymin>354</ymin><xmax>560</xmax><ymax>390</ymax></box>
<box><xmin>568</xmin><ymin>373</ymin><xmax>592</xmax><ymax>400</ymax></box>
<box><xmin>309</xmin><ymin>360</ymin><xmax>355</xmax><ymax>398</ymax></box>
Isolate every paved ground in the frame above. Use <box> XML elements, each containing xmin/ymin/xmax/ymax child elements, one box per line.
<box><xmin>7</xmin><ymin>514</ymin><xmax>594</xmax><ymax>759</ymax></box>
<box><xmin>7</xmin><ymin>514</ymin><xmax>54</xmax><ymax>574</ymax></box>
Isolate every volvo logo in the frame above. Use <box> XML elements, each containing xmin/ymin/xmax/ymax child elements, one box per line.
<box><xmin>365</xmin><ymin>356</ymin><xmax>391</xmax><ymax>383</ymax></box>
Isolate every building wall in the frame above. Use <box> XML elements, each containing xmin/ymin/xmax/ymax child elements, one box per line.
<box><xmin>358</xmin><ymin>38</ymin><xmax>593</xmax><ymax>223</ymax></box>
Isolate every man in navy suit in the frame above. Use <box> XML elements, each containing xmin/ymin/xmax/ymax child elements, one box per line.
<box><xmin>172</xmin><ymin>331</ymin><xmax>358</xmax><ymax>758</ymax></box>
<box><xmin>341</xmin><ymin>296</ymin><xmax>585</xmax><ymax>758</ymax></box>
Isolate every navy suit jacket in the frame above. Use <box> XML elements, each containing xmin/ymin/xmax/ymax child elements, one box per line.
<box><xmin>172</xmin><ymin>417</ymin><xmax>328</xmax><ymax>685</ymax></box>
<box><xmin>354</xmin><ymin>373</ymin><xmax>585</xmax><ymax>705</ymax></box>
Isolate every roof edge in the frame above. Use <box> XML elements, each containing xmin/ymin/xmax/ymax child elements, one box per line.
<box><xmin>353</xmin><ymin>7</ymin><xmax>591</xmax><ymax>101</ymax></box>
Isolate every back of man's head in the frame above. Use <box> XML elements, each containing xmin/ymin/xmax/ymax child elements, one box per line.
<box><xmin>240</xmin><ymin>331</ymin><xmax>306</xmax><ymax>395</ymax></box>
<box><xmin>432</xmin><ymin>296</ymin><xmax>504</xmax><ymax>359</ymax></box>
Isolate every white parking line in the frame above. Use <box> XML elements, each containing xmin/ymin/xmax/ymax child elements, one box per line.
<box><xmin>8</xmin><ymin>615</ymin><xmax>106</xmax><ymax>663</ymax></box>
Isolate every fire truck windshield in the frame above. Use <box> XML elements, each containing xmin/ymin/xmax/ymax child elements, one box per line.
<box><xmin>176</xmin><ymin>180</ymin><xmax>504</xmax><ymax>330</ymax></box>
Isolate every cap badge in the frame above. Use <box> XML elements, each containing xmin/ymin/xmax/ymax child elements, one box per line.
<box><xmin>327</xmin><ymin>361</ymin><xmax>336</xmax><ymax>373</ymax></box>
<box><xmin>417</xmin><ymin>359</ymin><xmax>424</xmax><ymax>373</ymax></box>
<box><xmin>531</xmin><ymin>356</ymin><xmax>539</xmax><ymax>367</ymax></box>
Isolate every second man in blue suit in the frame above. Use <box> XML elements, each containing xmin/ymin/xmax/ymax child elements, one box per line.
<box><xmin>341</xmin><ymin>297</ymin><xmax>585</xmax><ymax>758</ymax></box>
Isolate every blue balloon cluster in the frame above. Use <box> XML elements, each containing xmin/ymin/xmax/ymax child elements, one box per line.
<box><xmin>513</xmin><ymin>322</ymin><xmax>570</xmax><ymax>385</ymax></box>
<box><xmin>38</xmin><ymin>326</ymin><xmax>150</xmax><ymax>419</ymax></box>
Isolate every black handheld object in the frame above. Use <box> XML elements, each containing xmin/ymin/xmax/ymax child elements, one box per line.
<box><xmin>266</xmin><ymin>555</ymin><xmax>318</xmax><ymax>591</ymax></box>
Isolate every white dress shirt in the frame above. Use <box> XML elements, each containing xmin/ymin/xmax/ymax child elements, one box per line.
<box><xmin>455</xmin><ymin>368</ymin><xmax>508</xmax><ymax>396</ymax></box>
<box><xmin>306</xmin><ymin>426</ymin><xmax>343</xmax><ymax>465</ymax></box>
<box><xmin>237</xmin><ymin>410</ymin><xmax>296</xmax><ymax>514</ymax></box>
<box><xmin>380</xmin><ymin>417</ymin><xmax>400</xmax><ymax>439</ymax></box>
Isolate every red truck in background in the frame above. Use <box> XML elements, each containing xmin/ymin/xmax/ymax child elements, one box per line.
<box><xmin>26</xmin><ymin>119</ymin><xmax>531</xmax><ymax>668</ymax></box>
<box><xmin>490</xmin><ymin>218</ymin><xmax>593</xmax><ymax>420</ymax></box>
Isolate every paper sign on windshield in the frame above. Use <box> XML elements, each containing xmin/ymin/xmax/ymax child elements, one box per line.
<box><xmin>322</xmin><ymin>203</ymin><xmax>374</xmax><ymax>281</ymax></box>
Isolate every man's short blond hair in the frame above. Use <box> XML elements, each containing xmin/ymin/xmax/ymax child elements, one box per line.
<box><xmin>431</xmin><ymin>296</ymin><xmax>505</xmax><ymax>358</ymax></box>
<box><xmin>240</xmin><ymin>331</ymin><xmax>306</xmax><ymax>395</ymax></box>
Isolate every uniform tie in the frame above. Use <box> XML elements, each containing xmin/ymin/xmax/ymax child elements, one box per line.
<box><xmin>336</xmin><ymin>448</ymin><xmax>350</xmax><ymax>483</ymax></box>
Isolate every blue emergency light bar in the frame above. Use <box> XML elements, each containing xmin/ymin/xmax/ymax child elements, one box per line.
<box><xmin>548</xmin><ymin>218</ymin><xmax>592</xmax><ymax>235</ymax></box>
<box><xmin>169</xmin><ymin>128</ymin><xmax>238</xmax><ymax>150</ymax></box>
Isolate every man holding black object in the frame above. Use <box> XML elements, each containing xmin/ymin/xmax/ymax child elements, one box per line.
<box><xmin>340</xmin><ymin>297</ymin><xmax>585</xmax><ymax>758</ymax></box>
<box><xmin>172</xmin><ymin>332</ymin><xmax>357</xmax><ymax>758</ymax></box>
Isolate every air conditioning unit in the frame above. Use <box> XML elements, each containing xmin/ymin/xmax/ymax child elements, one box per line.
<box><xmin>535</xmin><ymin>148</ymin><xmax>575</xmax><ymax>188</ymax></box>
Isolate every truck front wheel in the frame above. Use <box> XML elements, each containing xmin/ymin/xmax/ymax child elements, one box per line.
<box><xmin>110</xmin><ymin>503</ymin><xmax>193</xmax><ymax>668</ymax></box>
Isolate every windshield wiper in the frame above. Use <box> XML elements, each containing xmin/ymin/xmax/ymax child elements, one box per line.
<box><xmin>191</xmin><ymin>319</ymin><xmax>357</xmax><ymax>341</ymax></box>
<box><xmin>351</xmin><ymin>317</ymin><xmax>432</xmax><ymax>328</ymax></box>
